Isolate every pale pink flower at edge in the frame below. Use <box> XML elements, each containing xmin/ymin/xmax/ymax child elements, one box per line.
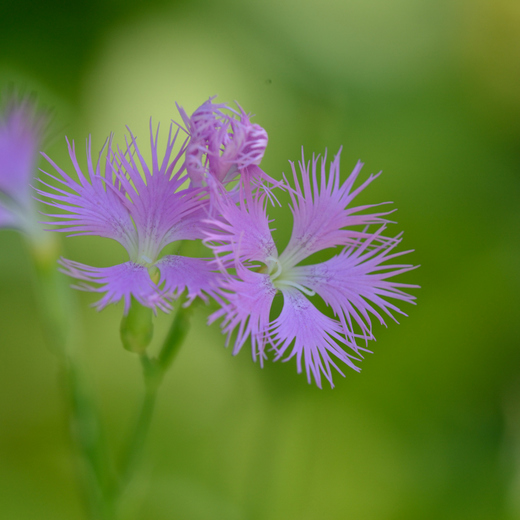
<box><xmin>0</xmin><ymin>96</ymin><xmax>46</xmax><ymax>234</ymax></box>
<box><xmin>204</xmin><ymin>148</ymin><xmax>419</xmax><ymax>388</ymax></box>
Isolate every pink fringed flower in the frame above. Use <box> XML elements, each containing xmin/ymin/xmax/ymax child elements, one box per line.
<box><xmin>205</xmin><ymin>148</ymin><xmax>418</xmax><ymax>388</ymax></box>
<box><xmin>0</xmin><ymin>95</ymin><xmax>46</xmax><ymax>234</ymax></box>
<box><xmin>177</xmin><ymin>97</ymin><xmax>274</xmax><ymax>190</ymax></box>
<box><xmin>37</xmin><ymin>124</ymin><xmax>221</xmax><ymax>313</ymax></box>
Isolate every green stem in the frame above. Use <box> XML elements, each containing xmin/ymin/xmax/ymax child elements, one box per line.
<box><xmin>158</xmin><ymin>303</ymin><xmax>197</xmax><ymax>373</ymax></box>
<box><xmin>117</xmin><ymin>354</ymin><xmax>159</xmax><ymax>492</ymax></box>
<box><xmin>30</xmin><ymin>232</ymin><xmax>197</xmax><ymax>515</ymax></box>
<box><xmin>65</xmin><ymin>358</ymin><xmax>117</xmax><ymax>520</ymax></box>
<box><xmin>117</xmin><ymin>302</ymin><xmax>196</xmax><ymax>493</ymax></box>
<box><xmin>29</xmin><ymin>236</ymin><xmax>116</xmax><ymax>519</ymax></box>
<box><xmin>29</xmin><ymin>235</ymin><xmax>74</xmax><ymax>358</ymax></box>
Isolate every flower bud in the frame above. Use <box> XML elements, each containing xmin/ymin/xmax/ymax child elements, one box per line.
<box><xmin>120</xmin><ymin>299</ymin><xmax>154</xmax><ymax>354</ymax></box>
<box><xmin>179</xmin><ymin>97</ymin><xmax>268</xmax><ymax>188</ymax></box>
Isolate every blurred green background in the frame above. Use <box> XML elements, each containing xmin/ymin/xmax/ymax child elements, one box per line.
<box><xmin>1</xmin><ymin>0</ymin><xmax>520</xmax><ymax>518</ymax></box>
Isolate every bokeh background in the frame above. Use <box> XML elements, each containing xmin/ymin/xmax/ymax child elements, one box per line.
<box><xmin>1</xmin><ymin>0</ymin><xmax>520</xmax><ymax>518</ymax></box>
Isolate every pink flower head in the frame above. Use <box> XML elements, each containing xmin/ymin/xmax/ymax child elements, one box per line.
<box><xmin>205</xmin><ymin>148</ymin><xmax>418</xmax><ymax>388</ymax></box>
<box><xmin>37</xmin><ymin>123</ymin><xmax>221</xmax><ymax>313</ymax></box>
<box><xmin>0</xmin><ymin>95</ymin><xmax>46</xmax><ymax>232</ymax></box>
<box><xmin>177</xmin><ymin>97</ymin><xmax>273</xmax><ymax>191</ymax></box>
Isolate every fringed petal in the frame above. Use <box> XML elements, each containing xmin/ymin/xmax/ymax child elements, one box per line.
<box><xmin>208</xmin><ymin>266</ymin><xmax>277</xmax><ymax>365</ymax></box>
<box><xmin>289</xmin><ymin>227</ymin><xmax>419</xmax><ymax>343</ymax></box>
<box><xmin>270</xmin><ymin>288</ymin><xmax>364</xmax><ymax>389</ymax></box>
<box><xmin>279</xmin><ymin>149</ymin><xmax>395</xmax><ymax>269</ymax></box>
<box><xmin>155</xmin><ymin>255</ymin><xmax>223</xmax><ymax>305</ymax></box>
<box><xmin>113</xmin><ymin>123</ymin><xmax>208</xmax><ymax>259</ymax></box>
<box><xmin>204</xmin><ymin>185</ymin><xmax>277</xmax><ymax>265</ymax></box>
<box><xmin>39</xmin><ymin>124</ymin><xmax>209</xmax><ymax>262</ymax></box>
<box><xmin>59</xmin><ymin>259</ymin><xmax>169</xmax><ymax>313</ymax></box>
<box><xmin>38</xmin><ymin>137</ymin><xmax>139</xmax><ymax>257</ymax></box>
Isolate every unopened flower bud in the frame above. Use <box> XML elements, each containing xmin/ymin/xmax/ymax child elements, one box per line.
<box><xmin>120</xmin><ymin>299</ymin><xmax>154</xmax><ymax>354</ymax></box>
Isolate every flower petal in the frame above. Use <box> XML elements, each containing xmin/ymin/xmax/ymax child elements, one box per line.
<box><xmin>39</xmin><ymin>124</ymin><xmax>208</xmax><ymax>262</ymax></box>
<box><xmin>204</xmin><ymin>186</ymin><xmax>277</xmax><ymax>265</ymax></box>
<box><xmin>209</xmin><ymin>266</ymin><xmax>276</xmax><ymax>364</ymax></box>
<box><xmin>155</xmin><ymin>255</ymin><xmax>223</xmax><ymax>305</ymax></box>
<box><xmin>279</xmin><ymin>148</ymin><xmax>394</xmax><ymax>269</ymax></box>
<box><xmin>59</xmin><ymin>259</ymin><xmax>169</xmax><ymax>313</ymax></box>
<box><xmin>0</xmin><ymin>203</ymin><xmax>16</xmax><ymax>228</ymax></box>
<box><xmin>270</xmin><ymin>288</ymin><xmax>363</xmax><ymax>388</ymax></box>
<box><xmin>38</xmin><ymin>137</ymin><xmax>138</xmax><ymax>256</ymax></box>
<box><xmin>223</xmin><ymin>106</ymin><xmax>268</xmax><ymax>177</ymax></box>
<box><xmin>289</xmin><ymin>228</ymin><xmax>419</xmax><ymax>342</ymax></box>
<box><xmin>0</xmin><ymin>96</ymin><xmax>45</xmax><ymax>208</ymax></box>
<box><xmin>113</xmin><ymin>123</ymin><xmax>209</xmax><ymax>259</ymax></box>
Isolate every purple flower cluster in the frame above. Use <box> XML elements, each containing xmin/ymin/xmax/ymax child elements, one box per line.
<box><xmin>36</xmin><ymin>97</ymin><xmax>417</xmax><ymax>387</ymax></box>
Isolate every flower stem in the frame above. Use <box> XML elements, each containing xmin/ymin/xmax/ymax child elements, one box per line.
<box><xmin>158</xmin><ymin>302</ymin><xmax>197</xmax><ymax>373</ymax></box>
<box><xmin>29</xmin><ymin>235</ymin><xmax>116</xmax><ymax>519</ymax></box>
<box><xmin>29</xmin><ymin>234</ymin><xmax>74</xmax><ymax>358</ymax></box>
<box><xmin>117</xmin><ymin>302</ymin><xmax>196</xmax><ymax>493</ymax></box>
<box><xmin>117</xmin><ymin>354</ymin><xmax>159</xmax><ymax>492</ymax></box>
<box><xmin>65</xmin><ymin>358</ymin><xmax>117</xmax><ymax>520</ymax></box>
<box><xmin>29</xmin><ymin>234</ymin><xmax>198</xmax><ymax>516</ymax></box>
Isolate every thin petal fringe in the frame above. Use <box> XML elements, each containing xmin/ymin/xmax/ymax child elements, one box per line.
<box><xmin>58</xmin><ymin>258</ymin><xmax>170</xmax><ymax>313</ymax></box>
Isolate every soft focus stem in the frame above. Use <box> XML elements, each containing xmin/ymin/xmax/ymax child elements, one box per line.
<box><xmin>30</xmin><ymin>232</ymin><xmax>198</xmax><ymax>515</ymax></box>
<box><xmin>118</xmin><ymin>302</ymin><xmax>196</xmax><ymax>492</ymax></box>
<box><xmin>117</xmin><ymin>354</ymin><xmax>159</xmax><ymax>492</ymax></box>
<box><xmin>29</xmin><ymin>234</ymin><xmax>116</xmax><ymax>519</ymax></box>
<box><xmin>158</xmin><ymin>302</ymin><xmax>197</xmax><ymax>373</ymax></box>
<box><xmin>65</xmin><ymin>358</ymin><xmax>117</xmax><ymax>520</ymax></box>
<box><xmin>29</xmin><ymin>234</ymin><xmax>73</xmax><ymax>357</ymax></box>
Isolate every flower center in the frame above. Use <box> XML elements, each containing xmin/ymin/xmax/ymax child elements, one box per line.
<box><xmin>140</xmin><ymin>254</ymin><xmax>154</xmax><ymax>265</ymax></box>
<box><xmin>265</xmin><ymin>256</ymin><xmax>315</xmax><ymax>297</ymax></box>
<box><xmin>138</xmin><ymin>255</ymin><xmax>161</xmax><ymax>285</ymax></box>
<box><xmin>147</xmin><ymin>264</ymin><xmax>160</xmax><ymax>285</ymax></box>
